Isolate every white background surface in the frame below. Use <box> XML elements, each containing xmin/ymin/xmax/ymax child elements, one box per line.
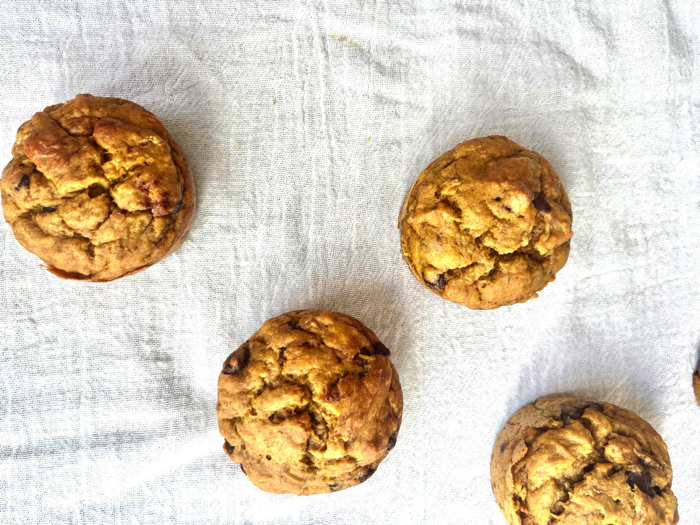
<box><xmin>1</xmin><ymin>1</ymin><xmax>699</xmax><ymax>524</ymax></box>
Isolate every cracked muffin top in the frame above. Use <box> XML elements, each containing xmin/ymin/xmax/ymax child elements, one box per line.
<box><xmin>216</xmin><ymin>309</ymin><xmax>403</xmax><ymax>495</ymax></box>
<box><xmin>491</xmin><ymin>395</ymin><xmax>678</xmax><ymax>525</ymax></box>
<box><xmin>399</xmin><ymin>136</ymin><xmax>573</xmax><ymax>309</ymax></box>
<box><xmin>0</xmin><ymin>94</ymin><xmax>195</xmax><ymax>281</ymax></box>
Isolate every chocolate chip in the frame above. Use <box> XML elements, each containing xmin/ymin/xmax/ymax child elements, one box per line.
<box><xmin>583</xmin><ymin>464</ymin><xmax>595</xmax><ymax>473</ymax></box>
<box><xmin>587</xmin><ymin>402</ymin><xmax>604</xmax><ymax>412</ymax></box>
<box><xmin>223</xmin><ymin>440</ymin><xmax>234</xmax><ymax>455</ymax></box>
<box><xmin>425</xmin><ymin>273</ymin><xmax>446</xmax><ymax>291</ymax></box>
<box><xmin>386</xmin><ymin>434</ymin><xmax>397</xmax><ymax>451</ymax></box>
<box><xmin>328</xmin><ymin>482</ymin><xmax>341</xmax><ymax>491</ymax></box>
<box><xmin>103</xmin><ymin>152</ymin><xmax>113</xmax><ymax>162</ymax></box>
<box><xmin>223</xmin><ymin>343</ymin><xmax>250</xmax><ymax>375</ymax></box>
<box><xmin>560</xmin><ymin>404</ymin><xmax>585</xmax><ymax>421</ymax></box>
<box><xmin>533</xmin><ymin>192</ymin><xmax>552</xmax><ymax>213</ymax></box>
<box><xmin>358</xmin><ymin>466</ymin><xmax>376</xmax><ymax>483</ymax></box>
<box><xmin>551</xmin><ymin>502</ymin><xmax>565</xmax><ymax>516</ymax></box>
<box><xmin>15</xmin><ymin>174</ymin><xmax>30</xmax><ymax>191</ymax></box>
<box><xmin>359</xmin><ymin>348</ymin><xmax>371</xmax><ymax>356</ymax></box>
<box><xmin>88</xmin><ymin>185</ymin><xmax>108</xmax><ymax>198</ymax></box>
<box><xmin>170</xmin><ymin>199</ymin><xmax>183</xmax><ymax>215</ymax></box>
<box><xmin>373</xmin><ymin>341</ymin><xmax>391</xmax><ymax>356</ymax></box>
<box><xmin>40</xmin><ymin>206</ymin><xmax>57</xmax><ymax>214</ymax></box>
<box><xmin>494</xmin><ymin>196</ymin><xmax>502</xmax><ymax>202</ymax></box>
<box><xmin>608</xmin><ymin>465</ymin><xmax>623</xmax><ymax>477</ymax></box>
<box><xmin>504</xmin><ymin>205</ymin><xmax>513</xmax><ymax>212</ymax></box>
<box><xmin>626</xmin><ymin>469</ymin><xmax>655</xmax><ymax>499</ymax></box>
<box><xmin>324</xmin><ymin>391</ymin><xmax>341</xmax><ymax>403</ymax></box>
<box><xmin>240</xmin><ymin>464</ymin><xmax>247</xmax><ymax>475</ymax></box>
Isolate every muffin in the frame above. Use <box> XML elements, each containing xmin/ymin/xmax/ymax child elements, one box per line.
<box><xmin>694</xmin><ymin>363</ymin><xmax>700</xmax><ymax>406</ymax></box>
<box><xmin>491</xmin><ymin>394</ymin><xmax>678</xmax><ymax>525</ymax></box>
<box><xmin>216</xmin><ymin>309</ymin><xmax>403</xmax><ymax>495</ymax></box>
<box><xmin>399</xmin><ymin>136</ymin><xmax>572</xmax><ymax>309</ymax></box>
<box><xmin>0</xmin><ymin>94</ymin><xmax>195</xmax><ymax>281</ymax></box>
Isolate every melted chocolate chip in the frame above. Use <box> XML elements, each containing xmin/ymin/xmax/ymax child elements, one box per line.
<box><xmin>88</xmin><ymin>185</ymin><xmax>108</xmax><ymax>198</ymax></box>
<box><xmin>170</xmin><ymin>199</ymin><xmax>183</xmax><ymax>215</ymax></box>
<box><xmin>223</xmin><ymin>440</ymin><xmax>234</xmax><ymax>455</ymax></box>
<box><xmin>358</xmin><ymin>466</ymin><xmax>376</xmax><ymax>483</ymax></box>
<box><xmin>41</xmin><ymin>206</ymin><xmax>57</xmax><ymax>214</ymax></box>
<box><xmin>15</xmin><ymin>174</ymin><xmax>30</xmax><ymax>191</ymax></box>
<box><xmin>386</xmin><ymin>434</ymin><xmax>397</xmax><ymax>451</ymax></box>
<box><xmin>608</xmin><ymin>465</ymin><xmax>623</xmax><ymax>477</ymax></box>
<box><xmin>494</xmin><ymin>196</ymin><xmax>502</xmax><ymax>202</ymax></box>
<box><xmin>533</xmin><ymin>192</ymin><xmax>552</xmax><ymax>213</ymax></box>
<box><xmin>425</xmin><ymin>273</ymin><xmax>446</xmax><ymax>291</ymax></box>
<box><xmin>560</xmin><ymin>404</ymin><xmax>585</xmax><ymax>421</ymax></box>
<box><xmin>103</xmin><ymin>152</ymin><xmax>113</xmax><ymax>162</ymax></box>
<box><xmin>550</xmin><ymin>502</ymin><xmax>565</xmax><ymax>516</ymax></box>
<box><xmin>373</xmin><ymin>341</ymin><xmax>391</xmax><ymax>356</ymax></box>
<box><xmin>223</xmin><ymin>343</ymin><xmax>250</xmax><ymax>375</ymax></box>
<box><xmin>359</xmin><ymin>348</ymin><xmax>371</xmax><ymax>356</ymax></box>
<box><xmin>324</xmin><ymin>391</ymin><xmax>341</xmax><ymax>403</ymax></box>
<box><xmin>626</xmin><ymin>469</ymin><xmax>655</xmax><ymax>499</ymax></box>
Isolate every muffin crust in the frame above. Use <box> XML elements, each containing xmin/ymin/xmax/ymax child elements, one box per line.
<box><xmin>491</xmin><ymin>395</ymin><xmax>678</xmax><ymax>525</ymax></box>
<box><xmin>0</xmin><ymin>94</ymin><xmax>195</xmax><ymax>281</ymax></box>
<box><xmin>399</xmin><ymin>136</ymin><xmax>572</xmax><ymax>309</ymax></box>
<box><xmin>216</xmin><ymin>309</ymin><xmax>403</xmax><ymax>495</ymax></box>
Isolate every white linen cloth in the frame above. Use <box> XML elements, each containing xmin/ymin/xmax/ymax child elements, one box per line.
<box><xmin>1</xmin><ymin>1</ymin><xmax>699</xmax><ymax>523</ymax></box>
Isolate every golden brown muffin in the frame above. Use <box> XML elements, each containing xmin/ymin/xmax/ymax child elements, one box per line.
<box><xmin>0</xmin><ymin>94</ymin><xmax>195</xmax><ymax>281</ymax></box>
<box><xmin>216</xmin><ymin>309</ymin><xmax>403</xmax><ymax>495</ymax></box>
<box><xmin>491</xmin><ymin>395</ymin><xmax>678</xmax><ymax>525</ymax></box>
<box><xmin>399</xmin><ymin>136</ymin><xmax>573</xmax><ymax>309</ymax></box>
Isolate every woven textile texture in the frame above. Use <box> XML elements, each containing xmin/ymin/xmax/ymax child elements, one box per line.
<box><xmin>1</xmin><ymin>1</ymin><xmax>699</xmax><ymax>524</ymax></box>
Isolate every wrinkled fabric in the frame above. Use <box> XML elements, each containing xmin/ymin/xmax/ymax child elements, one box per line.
<box><xmin>0</xmin><ymin>1</ymin><xmax>698</xmax><ymax>524</ymax></box>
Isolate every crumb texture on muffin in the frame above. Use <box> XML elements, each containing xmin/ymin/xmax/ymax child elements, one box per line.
<box><xmin>0</xmin><ymin>94</ymin><xmax>195</xmax><ymax>281</ymax></box>
<box><xmin>399</xmin><ymin>136</ymin><xmax>573</xmax><ymax>309</ymax></box>
<box><xmin>491</xmin><ymin>395</ymin><xmax>678</xmax><ymax>525</ymax></box>
<box><xmin>216</xmin><ymin>309</ymin><xmax>403</xmax><ymax>495</ymax></box>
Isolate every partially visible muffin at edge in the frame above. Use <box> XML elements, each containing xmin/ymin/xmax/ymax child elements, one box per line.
<box><xmin>694</xmin><ymin>362</ymin><xmax>700</xmax><ymax>406</ymax></box>
<box><xmin>0</xmin><ymin>94</ymin><xmax>195</xmax><ymax>281</ymax></box>
<box><xmin>491</xmin><ymin>394</ymin><xmax>678</xmax><ymax>525</ymax></box>
<box><xmin>216</xmin><ymin>309</ymin><xmax>403</xmax><ymax>495</ymax></box>
<box><xmin>399</xmin><ymin>136</ymin><xmax>572</xmax><ymax>309</ymax></box>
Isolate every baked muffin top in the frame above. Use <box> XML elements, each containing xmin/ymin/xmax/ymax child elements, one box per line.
<box><xmin>0</xmin><ymin>94</ymin><xmax>195</xmax><ymax>281</ymax></box>
<box><xmin>399</xmin><ymin>136</ymin><xmax>572</xmax><ymax>309</ymax></box>
<box><xmin>216</xmin><ymin>309</ymin><xmax>403</xmax><ymax>495</ymax></box>
<box><xmin>491</xmin><ymin>395</ymin><xmax>678</xmax><ymax>525</ymax></box>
